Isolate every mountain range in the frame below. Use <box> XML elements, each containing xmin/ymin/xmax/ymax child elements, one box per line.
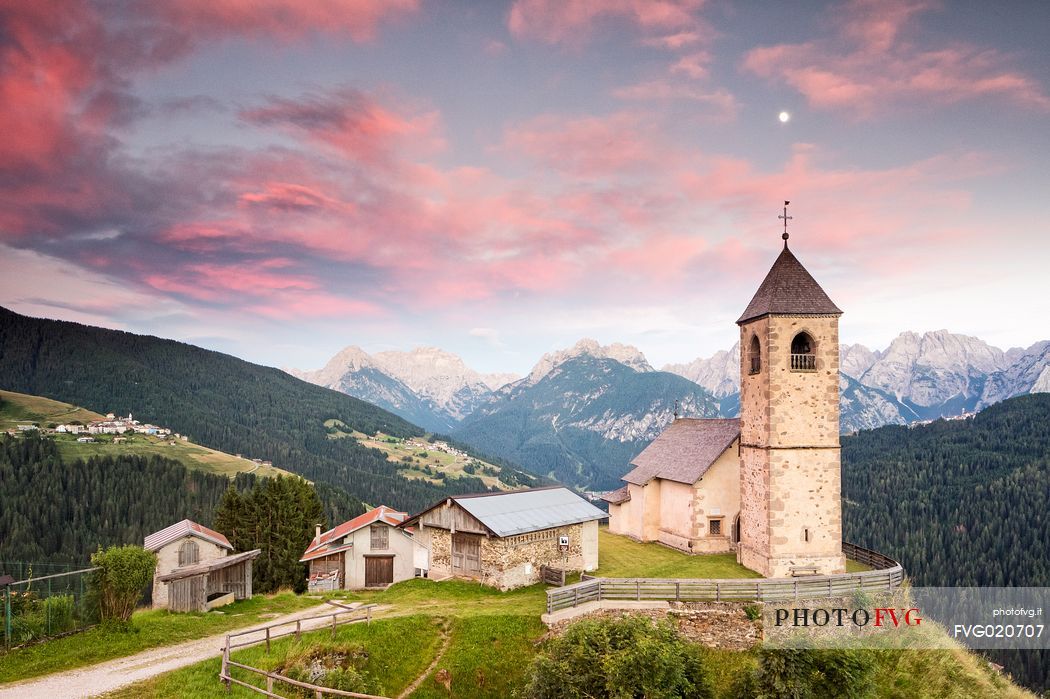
<box><xmin>292</xmin><ymin>331</ymin><xmax>1050</xmax><ymax>488</ymax></box>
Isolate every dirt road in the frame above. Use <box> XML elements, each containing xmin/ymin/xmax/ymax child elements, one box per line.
<box><xmin>0</xmin><ymin>603</ymin><xmax>365</xmax><ymax>698</ymax></box>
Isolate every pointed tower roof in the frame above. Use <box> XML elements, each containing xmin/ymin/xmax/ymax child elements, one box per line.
<box><xmin>737</xmin><ymin>246</ymin><xmax>842</xmax><ymax>325</ymax></box>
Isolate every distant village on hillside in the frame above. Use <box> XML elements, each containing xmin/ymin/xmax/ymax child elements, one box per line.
<box><xmin>13</xmin><ymin>412</ymin><xmax>180</xmax><ymax>443</ymax></box>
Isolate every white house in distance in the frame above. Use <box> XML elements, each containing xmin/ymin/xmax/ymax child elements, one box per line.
<box><xmin>404</xmin><ymin>486</ymin><xmax>606</xmax><ymax>590</ymax></box>
<box><xmin>300</xmin><ymin>506</ymin><xmax>418</xmax><ymax>591</ymax></box>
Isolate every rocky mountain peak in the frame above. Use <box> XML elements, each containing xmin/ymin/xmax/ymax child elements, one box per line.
<box><xmin>661</xmin><ymin>343</ymin><xmax>740</xmax><ymax>398</ymax></box>
<box><xmin>525</xmin><ymin>339</ymin><xmax>653</xmax><ymax>385</ymax></box>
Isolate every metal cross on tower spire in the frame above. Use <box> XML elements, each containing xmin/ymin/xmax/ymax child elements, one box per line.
<box><xmin>779</xmin><ymin>200</ymin><xmax>792</xmax><ymax>248</ymax></box>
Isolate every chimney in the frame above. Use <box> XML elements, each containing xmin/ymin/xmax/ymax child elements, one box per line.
<box><xmin>315</xmin><ymin>524</ymin><xmax>322</xmax><ymax>539</ymax></box>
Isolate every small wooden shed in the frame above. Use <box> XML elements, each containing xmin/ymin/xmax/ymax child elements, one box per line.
<box><xmin>155</xmin><ymin>549</ymin><xmax>261</xmax><ymax>612</ymax></box>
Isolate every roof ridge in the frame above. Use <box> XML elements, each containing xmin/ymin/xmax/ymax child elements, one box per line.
<box><xmin>737</xmin><ymin>247</ymin><xmax>841</xmax><ymax>325</ymax></box>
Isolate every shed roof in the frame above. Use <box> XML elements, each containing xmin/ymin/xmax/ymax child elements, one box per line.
<box><xmin>156</xmin><ymin>549</ymin><xmax>261</xmax><ymax>582</ymax></box>
<box><xmin>601</xmin><ymin>486</ymin><xmax>630</xmax><ymax>505</ymax></box>
<box><xmin>300</xmin><ymin>505</ymin><xmax>407</xmax><ymax>562</ymax></box>
<box><xmin>622</xmin><ymin>418</ymin><xmax>740</xmax><ymax>486</ymax></box>
<box><xmin>737</xmin><ymin>246</ymin><xmax>841</xmax><ymax>325</ymax></box>
<box><xmin>406</xmin><ymin>486</ymin><xmax>606</xmax><ymax>537</ymax></box>
<box><xmin>144</xmin><ymin>519</ymin><xmax>232</xmax><ymax>552</ymax></box>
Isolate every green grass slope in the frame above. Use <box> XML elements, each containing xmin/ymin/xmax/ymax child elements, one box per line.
<box><xmin>0</xmin><ymin>306</ymin><xmax>503</xmax><ymax>513</ymax></box>
<box><xmin>1</xmin><ymin>389</ymin><xmax>291</xmax><ymax>479</ymax></box>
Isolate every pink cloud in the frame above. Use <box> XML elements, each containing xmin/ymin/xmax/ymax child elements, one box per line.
<box><xmin>500</xmin><ymin>112</ymin><xmax>667</xmax><ymax>177</ymax></box>
<box><xmin>240</xmin><ymin>88</ymin><xmax>444</xmax><ymax>168</ymax></box>
<box><xmin>743</xmin><ymin>0</ymin><xmax>1050</xmax><ymax>117</ymax></box>
<box><xmin>151</xmin><ymin>0</ymin><xmax>419</xmax><ymax>42</ymax></box>
<box><xmin>612</xmin><ymin>81</ymin><xmax>737</xmax><ymax>118</ymax></box>
<box><xmin>508</xmin><ymin>0</ymin><xmax>705</xmax><ymax>46</ymax></box>
<box><xmin>238</xmin><ymin>182</ymin><xmax>354</xmax><ymax>214</ymax></box>
<box><xmin>670</xmin><ymin>50</ymin><xmax>711</xmax><ymax>79</ymax></box>
<box><xmin>641</xmin><ymin>31</ymin><xmax>704</xmax><ymax>50</ymax></box>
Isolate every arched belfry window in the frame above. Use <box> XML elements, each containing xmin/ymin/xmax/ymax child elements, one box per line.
<box><xmin>178</xmin><ymin>540</ymin><xmax>199</xmax><ymax>566</ymax></box>
<box><xmin>748</xmin><ymin>334</ymin><xmax>761</xmax><ymax>375</ymax></box>
<box><xmin>790</xmin><ymin>332</ymin><xmax>816</xmax><ymax>371</ymax></box>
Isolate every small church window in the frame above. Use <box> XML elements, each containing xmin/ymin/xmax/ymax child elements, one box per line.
<box><xmin>178</xmin><ymin>540</ymin><xmax>199</xmax><ymax>566</ymax></box>
<box><xmin>748</xmin><ymin>335</ymin><xmax>761</xmax><ymax>374</ymax></box>
<box><xmin>790</xmin><ymin>332</ymin><xmax>816</xmax><ymax>371</ymax></box>
<box><xmin>803</xmin><ymin>528</ymin><xmax>811</xmax><ymax>543</ymax></box>
<box><xmin>708</xmin><ymin>518</ymin><xmax>723</xmax><ymax>536</ymax></box>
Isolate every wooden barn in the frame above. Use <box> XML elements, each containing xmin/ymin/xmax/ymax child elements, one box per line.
<box><xmin>144</xmin><ymin>519</ymin><xmax>260</xmax><ymax>612</ymax></box>
<box><xmin>154</xmin><ymin>549</ymin><xmax>260</xmax><ymax>612</ymax></box>
<box><xmin>404</xmin><ymin>487</ymin><xmax>606</xmax><ymax>590</ymax></box>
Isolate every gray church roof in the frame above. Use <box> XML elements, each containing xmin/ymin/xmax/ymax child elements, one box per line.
<box><xmin>622</xmin><ymin>418</ymin><xmax>740</xmax><ymax>486</ymax></box>
<box><xmin>737</xmin><ymin>246</ymin><xmax>842</xmax><ymax>325</ymax></box>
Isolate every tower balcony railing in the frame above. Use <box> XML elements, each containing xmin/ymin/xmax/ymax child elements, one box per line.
<box><xmin>790</xmin><ymin>353</ymin><xmax>816</xmax><ymax>371</ymax></box>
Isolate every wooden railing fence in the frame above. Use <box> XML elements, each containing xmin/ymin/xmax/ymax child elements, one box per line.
<box><xmin>547</xmin><ymin>543</ymin><xmax>904</xmax><ymax>615</ymax></box>
<box><xmin>220</xmin><ymin>604</ymin><xmax>386</xmax><ymax>698</ymax></box>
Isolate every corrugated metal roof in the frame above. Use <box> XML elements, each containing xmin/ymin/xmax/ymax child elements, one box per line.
<box><xmin>144</xmin><ymin>519</ymin><xmax>232</xmax><ymax>552</ymax></box>
<box><xmin>452</xmin><ymin>487</ymin><xmax>606</xmax><ymax>537</ymax></box>
<box><xmin>156</xmin><ymin>549</ymin><xmax>261</xmax><ymax>582</ymax></box>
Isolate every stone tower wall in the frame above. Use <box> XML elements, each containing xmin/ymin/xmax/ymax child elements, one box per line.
<box><xmin>737</xmin><ymin>313</ymin><xmax>844</xmax><ymax>577</ymax></box>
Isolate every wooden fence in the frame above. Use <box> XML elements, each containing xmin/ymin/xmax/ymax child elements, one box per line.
<box><xmin>220</xmin><ymin>603</ymin><xmax>388</xmax><ymax>698</ymax></box>
<box><xmin>540</xmin><ymin>565</ymin><xmax>566</xmax><ymax>587</ymax></box>
<box><xmin>546</xmin><ymin>543</ymin><xmax>904</xmax><ymax>615</ymax></box>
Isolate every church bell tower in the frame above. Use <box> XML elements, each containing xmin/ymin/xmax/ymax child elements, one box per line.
<box><xmin>736</xmin><ymin>204</ymin><xmax>846</xmax><ymax>577</ymax></box>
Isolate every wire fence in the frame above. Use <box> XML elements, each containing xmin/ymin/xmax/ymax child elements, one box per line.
<box><xmin>1</xmin><ymin>562</ymin><xmax>100</xmax><ymax>647</ymax></box>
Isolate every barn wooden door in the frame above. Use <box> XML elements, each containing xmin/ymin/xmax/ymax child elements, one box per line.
<box><xmin>452</xmin><ymin>534</ymin><xmax>481</xmax><ymax>574</ymax></box>
<box><xmin>364</xmin><ymin>556</ymin><xmax>393</xmax><ymax>587</ymax></box>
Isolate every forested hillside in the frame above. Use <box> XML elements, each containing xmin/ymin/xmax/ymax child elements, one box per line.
<box><xmin>0</xmin><ymin>307</ymin><xmax>515</xmax><ymax>512</ymax></box>
<box><xmin>455</xmin><ymin>355</ymin><xmax>720</xmax><ymax>488</ymax></box>
<box><xmin>0</xmin><ymin>435</ymin><xmax>238</xmax><ymax>565</ymax></box>
<box><xmin>842</xmin><ymin>393</ymin><xmax>1050</xmax><ymax>692</ymax></box>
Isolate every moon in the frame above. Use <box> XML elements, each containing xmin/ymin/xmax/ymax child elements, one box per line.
<box><xmin>778</xmin><ymin>111</ymin><xmax>791</xmax><ymax>123</ymax></box>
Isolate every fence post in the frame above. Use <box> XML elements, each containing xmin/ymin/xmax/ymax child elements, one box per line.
<box><xmin>675</xmin><ymin>581</ymin><xmax>680</xmax><ymax>602</ymax></box>
<box><xmin>4</xmin><ymin>585</ymin><xmax>10</xmax><ymax>648</ymax></box>
<box><xmin>47</xmin><ymin>577</ymin><xmax>52</xmax><ymax>636</ymax></box>
<box><xmin>367</xmin><ymin>606</ymin><xmax>371</xmax><ymax>625</ymax></box>
<box><xmin>331</xmin><ymin>613</ymin><xmax>337</xmax><ymax>639</ymax></box>
<box><xmin>265</xmin><ymin>626</ymin><xmax>271</xmax><ymax>653</ymax></box>
<box><xmin>296</xmin><ymin>619</ymin><xmax>301</xmax><ymax>639</ymax></box>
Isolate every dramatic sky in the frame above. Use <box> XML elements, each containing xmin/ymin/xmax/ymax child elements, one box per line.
<box><xmin>1</xmin><ymin>0</ymin><xmax>1048</xmax><ymax>375</ymax></box>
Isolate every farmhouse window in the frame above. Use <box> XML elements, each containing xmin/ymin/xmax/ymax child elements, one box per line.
<box><xmin>370</xmin><ymin>524</ymin><xmax>389</xmax><ymax>550</ymax></box>
<box><xmin>708</xmin><ymin>518</ymin><xmax>723</xmax><ymax>537</ymax></box>
<box><xmin>178</xmin><ymin>540</ymin><xmax>199</xmax><ymax>566</ymax></box>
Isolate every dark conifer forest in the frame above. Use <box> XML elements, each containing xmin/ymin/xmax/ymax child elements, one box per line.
<box><xmin>0</xmin><ymin>436</ymin><xmax>235</xmax><ymax>565</ymax></box>
<box><xmin>842</xmin><ymin>393</ymin><xmax>1050</xmax><ymax>692</ymax></box>
<box><xmin>0</xmin><ymin>306</ymin><xmax>504</xmax><ymax>513</ymax></box>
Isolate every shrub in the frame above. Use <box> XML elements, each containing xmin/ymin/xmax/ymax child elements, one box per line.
<box><xmin>277</xmin><ymin>641</ymin><xmax>376</xmax><ymax>696</ymax></box>
<box><xmin>520</xmin><ymin>615</ymin><xmax>713</xmax><ymax>699</ymax></box>
<box><xmin>730</xmin><ymin>647</ymin><xmax>876</xmax><ymax>699</ymax></box>
<box><xmin>90</xmin><ymin>545</ymin><xmax>157</xmax><ymax>626</ymax></box>
<box><xmin>743</xmin><ymin>604</ymin><xmax>762</xmax><ymax>621</ymax></box>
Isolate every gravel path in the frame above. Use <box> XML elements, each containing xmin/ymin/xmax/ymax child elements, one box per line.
<box><xmin>0</xmin><ymin>604</ymin><xmax>362</xmax><ymax>699</ymax></box>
